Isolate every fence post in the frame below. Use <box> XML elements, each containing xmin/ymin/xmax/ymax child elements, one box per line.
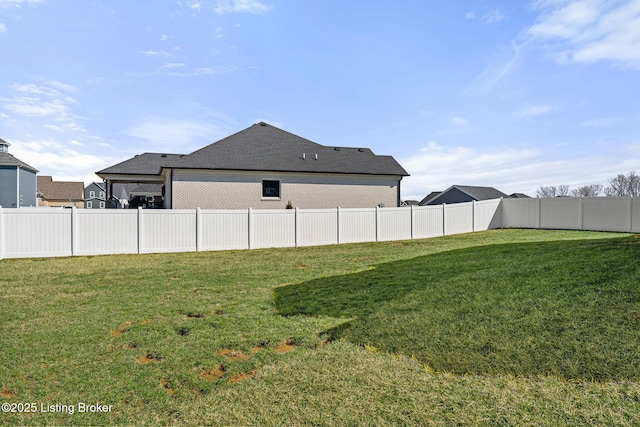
<box><xmin>247</xmin><ymin>207</ymin><xmax>253</xmax><ymax>250</ymax></box>
<box><xmin>375</xmin><ymin>206</ymin><xmax>380</xmax><ymax>242</ymax></box>
<box><xmin>0</xmin><ymin>206</ymin><xmax>3</xmax><ymax>260</ymax></box>
<box><xmin>336</xmin><ymin>207</ymin><xmax>341</xmax><ymax>245</ymax></box>
<box><xmin>410</xmin><ymin>204</ymin><xmax>415</xmax><ymax>240</ymax></box>
<box><xmin>537</xmin><ymin>198</ymin><xmax>542</xmax><ymax>229</ymax></box>
<box><xmin>71</xmin><ymin>206</ymin><xmax>78</xmax><ymax>256</ymax></box>
<box><xmin>294</xmin><ymin>207</ymin><xmax>299</xmax><ymax>248</ymax></box>
<box><xmin>137</xmin><ymin>207</ymin><xmax>143</xmax><ymax>254</ymax></box>
<box><xmin>196</xmin><ymin>207</ymin><xmax>202</xmax><ymax>252</ymax></box>
<box><xmin>629</xmin><ymin>197</ymin><xmax>634</xmax><ymax>233</ymax></box>
<box><xmin>442</xmin><ymin>203</ymin><xmax>447</xmax><ymax>236</ymax></box>
<box><xmin>472</xmin><ymin>200</ymin><xmax>476</xmax><ymax>232</ymax></box>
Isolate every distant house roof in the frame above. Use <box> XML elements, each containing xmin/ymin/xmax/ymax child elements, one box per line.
<box><xmin>418</xmin><ymin>191</ymin><xmax>442</xmax><ymax>205</ymax></box>
<box><xmin>0</xmin><ymin>138</ymin><xmax>39</xmax><ymax>173</ymax></box>
<box><xmin>97</xmin><ymin>122</ymin><xmax>408</xmax><ymax>178</ymax></box>
<box><xmin>420</xmin><ymin>185</ymin><xmax>508</xmax><ymax>206</ymax></box>
<box><xmin>37</xmin><ymin>176</ymin><xmax>84</xmax><ymax>201</ymax></box>
<box><xmin>509</xmin><ymin>193</ymin><xmax>531</xmax><ymax>198</ymax></box>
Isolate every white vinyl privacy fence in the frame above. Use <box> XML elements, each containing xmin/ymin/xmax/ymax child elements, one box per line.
<box><xmin>1</xmin><ymin>197</ymin><xmax>637</xmax><ymax>260</ymax></box>
<box><xmin>0</xmin><ymin>199</ymin><xmax>502</xmax><ymax>259</ymax></box>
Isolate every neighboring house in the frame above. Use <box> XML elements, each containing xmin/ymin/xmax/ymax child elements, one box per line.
<box><xmin>401</xmin><ymin>200</ymin><xmax>419</xmax><ymax>206</ymax></box>
<box><xmin>509</xmin><ymin>193</ymin><xmax>531</xmax><ymax>199</ymax></box>
<box><xmin>0</xmin><ymin>138</ymin><xmax>38</xmax><ymax>208</ymax></box>
<box><xmin>112</xmin><ymin>183</ymin><xmax>163</xmax><ymax>209</ymax></box>
<box><xmin>419</xmin><ymin>185</ymin><xmax>509</xmax><ymax>206</ymax></box>
<box><xmin>84</xmin><ymin>182</ymin><xmax>107</xmax><ymax>209</ymax></box>
<box><xmin>97</xmin><ymin>122</ymin><xmax>409</xmax><ymax>209</ymax></box>
<box><xmin>37</xmin><ymin>176</ymin><xmax>85</xmax><ymax>208</ymax></box>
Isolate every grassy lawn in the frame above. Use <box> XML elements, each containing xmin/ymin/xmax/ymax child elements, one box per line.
<box><xmin>1</xmin><ymin>229</ymin><xmax>640</xmax><ymax>425</ymax></box>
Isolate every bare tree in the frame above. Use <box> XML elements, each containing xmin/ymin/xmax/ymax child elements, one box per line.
<box><xmin>570</xmin><ymin>184</ymin><xmax>603</xmax><ymax>197</ymax></box>
<box><xmin>605</xmin><ymin>171</ymin><xmax>640</xmax><ymax>197</ymax></box>
<box><xmin>536</xmin><ymin>185</ymin><xmax>570</xmax><ymax>198</ymax></box>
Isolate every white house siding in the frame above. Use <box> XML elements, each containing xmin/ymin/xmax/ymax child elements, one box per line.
<box><xmin>171</xmin><ymin>170</ymin><xmax>401</xmax><ymax>209</ymax></box>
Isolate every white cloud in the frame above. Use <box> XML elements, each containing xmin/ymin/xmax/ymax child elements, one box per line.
<box><xmin>470</xmin><ymin>41</ymin><xmax>522</xmax><ymax>94</ymax></box>
<box><xmin>214</xmin><ymin>0</ymin><xmax>271</xmax><ymax>14</ymax></box>
<box><xmin>10</xmin><ymin>138</ymin><xmax>112</xmax><ymax>184</ymax></box>
<box><xmin>0</xmin><ymin>23</ymin><xmax>6</xmax><ymax>32</ymax></box>
<box><xmin>482</xmin><ymin>9</ymin><xmax>506</xmax><ymax>24</ymax></box>
<box><xmin>399</xmin><ymin>140</ymin><xmax>635</xmax><ymax>200</ymax></box>
<box><xmin>160</xmin><ymin>34</ymin><xmax>172</xmax><ymax>41</ymax></box>
<box><xmin>515</xmin><ymin>103</ymin><xmax>557</xmax><ymax>118</ymax></box>
<box><xmin>465</xmin><ymin>11</ymin><xmax>476</xmax><ymax>19</ymax></box>
<box><xmin>123</xmin><ymin>117</ymin><xmax>233</xmax><ymax>152</ymax></box>
<box><xmin>528</xmin><ymin>0</ymin><xmax>640</xmax><ymax>68</ymax></box>
<box><xmin>0</xmin><ymin>0</ymin><xmax>43</xmax><ymax>8</ymax></box>
<box><xmin>449</xmin><ymin>116</ymin><xmax>469</xmax><ymax>126</ymax></box>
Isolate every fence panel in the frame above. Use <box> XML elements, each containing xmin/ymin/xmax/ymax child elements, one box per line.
<box><xmin>413</xmin><ymin>205</ymin><xmax>444</xmax><ymax>238</ymax></box>
<box><xmin>378</xmin><ymin>207</ymin><xmax>412</xmax><ymax>241</ymax></box>
<box><xmin>252</xmin><ymin>209</ymin><xmax>295</xmax><ymax>249</ymax></box>
<box><xmin>200</xmin><ymin>210</ymin><xmax>249</xmax><ymax>251</ymax></box>
<box><xmin>2</xmin><ymin>208</ymin><xmax>71</xmax><ymax>258</ymax></box>
<box><xmin>501</xmin><ymin>198</ymin><xmax>539</xmax><ymax>228</ymax></box>
<box><xmin>76</xmin><ymin>209</ymin><xmax>138</xmax><ymax>255</ymax></box>
<box><xmin>474</xmin><ymin>199</ymin><xmax>502</xmax><ymax>231</ymax></box>
<box><xmin>341</xmin><ymin>208</ymin><xmax>377</xmax><ymax>243</ymax></box>
<box><xmin>634</xmin><ymin>198</ymin><xmax>640</xmax><ymax>233</ymax></box>
<box><xmin>540</xmin><ymin>198</ymin><xmax>582</xmax><ymax>230</ymax></box>
<box><xmin>445</xmin><ymin>202</ymin><xmax>474</xmax><ymax>235</ymax></box>
<box><xmin>142</xmin><ymin>210</ymin><xmax>197</xmax><ymax>253</ymax></box>
<box><xmin>298</xmin><ymin>209</ymin><xmax>338</xmax><ymax>247</ymax></box>
<box><xmin>583</xmin><ymin>198</ymin><xmax>630</xmax><ymax>232</ymax></box>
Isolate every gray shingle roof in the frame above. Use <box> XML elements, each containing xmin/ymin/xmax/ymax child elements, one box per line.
<box><xmin>421</xmin><ymin>185</ymin><xmax>508</xmax><ymax>205</ymax></box>
<box><xmin>97</xmin><ymin>153</ymin><xmax>185</xmax><ymax>175</ymax></box>
<box><xmin>97</xmin><ymin>122</ymin><xmax>408</xmax><ymax>177</ymax></box>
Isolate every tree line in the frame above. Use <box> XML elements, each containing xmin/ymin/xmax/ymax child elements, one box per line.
<box><xmin>536</xmin><ymin>171</ymin><xmax>640</xmax><ymax>198</ymax></box>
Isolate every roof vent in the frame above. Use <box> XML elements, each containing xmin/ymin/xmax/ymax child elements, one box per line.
<box><xmin>314</xmin><ymin>153</ymin><xmax>318</xmax><ymax>160</ymax></box>
<box><xmin>358</xmin><ymin>148</ymin><xmax>364</xmax><ymax>152</ymax></box>
<box><xmin>259</xmin><ymin>122</ymin><xmax>267</xmax><ymax>126</ymax></box>
<box><xmin>334</xmin><ymin>147</ymin><xmax>341</xmax><ymax>151</ymax></box>
<box><xmin>302</xmin><ymin>153</ymin><xmax>306</xmax><ymax>160</ymax></box>
<box><xmin>161</xmin><ymin>154</ymin><xmax>167</xmax><ymax>158</ymax></box>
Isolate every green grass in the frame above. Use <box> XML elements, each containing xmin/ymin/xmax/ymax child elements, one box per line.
<box><xmin>1</xmin><ymin>229</ymin><xmax>640</xmax><ymax>425</ymax></box>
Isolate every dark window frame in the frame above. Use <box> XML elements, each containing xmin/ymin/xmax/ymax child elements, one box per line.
<box><xmin>262</xmin><ymin>180</ymin><xmax>281</xmax><ymax>198</ymax></box>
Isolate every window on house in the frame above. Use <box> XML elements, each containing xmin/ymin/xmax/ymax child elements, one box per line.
<box><xmin>99</xmin><ymin>201</ymin><xmax>105</xmax><ymax>208</ymax></box>
<box><xmin>99</xmin><ymin>191</ymin><xmax>105</xmax><ymax>199</ymax></box>
<box><xmin>90</xmin><ymin>191</ymin><xmax>95</xmax><ymax>198</ymax></box>
<box><xmin>262</xmin><ymin>180</ymin><xmax>280</xmax><ymax>198</ymax></box>
<box><xmin>87</xmin><ymin>201</ymin><xmax>92</xmax><ymax>208</ymax></box>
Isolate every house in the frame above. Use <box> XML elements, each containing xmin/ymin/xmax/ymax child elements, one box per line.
<box><xmin>419</xmin><ymin>185</ymin><xmax>508</xmax><ymax>206</ymax></box>
<box><xmin>97</xmin><ymin>122</ymin><xmax>409</xmax><ymax>209</ymax></box>
<box><xmin>84</xmin><ymin>182</ymin><xmax>107</xmax><ymax>209</ymax></box>
<box><xmin>0</xmin><ymin>138</ymin><xmax>38</xmax><ymax>208</ymax></box>
<box><xmin>37</xmin><ymin>176</ymin><xmax>85</xmax><ymax>208</ymax></box>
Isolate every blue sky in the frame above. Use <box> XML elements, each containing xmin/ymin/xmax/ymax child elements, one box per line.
<box><xmin>1</xmin><ymin>0</ymin><xmax>639</xmax><ymax>201</ymax></box>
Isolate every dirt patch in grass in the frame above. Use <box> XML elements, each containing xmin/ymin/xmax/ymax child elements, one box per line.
<box><xmin>0</xmin><ymin>388</ymin><xmax>16</xmax><ymax>398</ymax></box>
<box><xmin>123</xmin><ymin>342</ymin><xmax>138</xmax><ymax>350</ymax></box>
<box><xmin>228</xmin><ymin>370</ymin><xmax>258</xmax><ymax>383</ymax></box>
<box><xmin>136</xmin><ymin>353</ymin><xmax>162</xmax><ymax>364</ymax></box>
<box><xmin>200</xmin><ymin>366</ymin><xmax>225</xmax><ymax>382</ymax></box>
<box><xmin>216</xmin><ymin>349</ymin><xmax>250</xmax><ymax>361</ymax></box>
<box><xmin>274</xmin><ymin>340</ymin><xmax>296</xmax><ymax>353</ymax></box>
<box><xmin>110</xmin><ymin>321</ymin><xmax>133</xmax><ymax>337</ymax></box>
<box><xmin>160</xmin><ymin>378</ymin><xmax>176</xmax><ymax>395</ymax></box>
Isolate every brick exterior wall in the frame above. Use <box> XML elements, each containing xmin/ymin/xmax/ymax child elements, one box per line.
<box><xmin>171</xmin><ymin>170</ymin><xmax>401</xmax><ymax>209</ymax></box>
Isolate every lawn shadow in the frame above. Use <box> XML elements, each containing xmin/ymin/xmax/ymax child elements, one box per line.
<box><xmin>274</xmin><ymin>236</ymin><xmax>640</xmax><ymax>381</ymax></box>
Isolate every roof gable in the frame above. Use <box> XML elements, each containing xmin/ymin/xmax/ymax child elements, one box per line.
<box><xmin>422</xmin><ymin>185</ymin><xmax>507</xmax><ymax>205</ymax></box>
<box><xmin>0</xmin><ymin>152</ymin><xmax>39</xmax><ymax>173</ymax></box>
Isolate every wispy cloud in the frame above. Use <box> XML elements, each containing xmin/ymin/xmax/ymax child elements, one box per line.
<box><xmin>482</xmin><ymin>9</ymin><xmax>506</xmax><ymax>24</ymax></box>
<box><xmin>515</xmin><ymin>103</ymin><xmax>558</xmax><ymax>118</ymax></box>
<box><xmin>3</xmin><ymin>82</ymin><xmax>76</xmax><ymax>119</ymax></box>
<box><xmin>470</xmin><ymin>41</ymin><xmax>522</xmax><ymax>94</ymax></box>
<box><xmin>0</xmin><ymin>0</ymin><xmax>43</xmax><ymax>8</ymax></box>
<box><xmin>123</xmin><ymin>117</ymin><xmax>234</xmax><ymax>152</ymax></box>
<box><xmin>0</xmin><ymin>23</ymin><xmax>6</xmax><ymax>32</ymax></box>
<box><xmin>399</xmin><ymin>140</ymin><xmax>632</xmax><ymax>200</ymax></box>
<box><xmin>528</xmin><ymin>0</ymin><xmax>640</xmax><ymax>68</ymax></box>
<box><xmin>465</xmin><ymin>11</ymin><xmax>476</xmax><ymax>19</ymax></box>
<box><xmin>214</xmin><ymin>0</ymin><xmax>271</xmax><ymax>14</ymax></box>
